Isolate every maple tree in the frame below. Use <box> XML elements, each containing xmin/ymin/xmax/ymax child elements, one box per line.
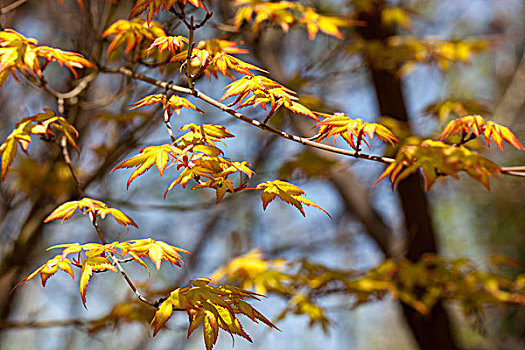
<box><xmin>1</xmin><ymin>0</ymin><xmax>525</xmax><ymax>349</ymax></box>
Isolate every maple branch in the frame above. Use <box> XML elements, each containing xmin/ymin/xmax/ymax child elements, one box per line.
<box><xmin>26</xmin><ymin>72</ymin><xmax>97</xmax><ymax>101</ymax></box>
<box><xmin>89</xmin><ymin>213</ymin><xmax>156</xmax><ymax>307</ymax></box>
<box><xmin>100</xmin><ymin>67</ymin><xmax>394</xmax><ymax>164</ymax></box>
<box><xmin>0</xmin><ymin>0</ymin><xmax>27</xmax><ymax>15</ymax></box>
<box><xmin>185</xmin><ymin>16</ymin><xmax>195</xmax><ymax>91</ymax></box>
<box><xmin>0</xmin><ymin>319</ymin><xmax>90</xmax><ymax>329</ymax></box>
<box><xmin>163</xmin><ymin>84</ymin><xmax>178</xmax><ymax>143</ymax></box>
<box><xmin>60</xmin><ymin>135</ymin><xmax>83</xmax><ymax>197</ymax></box>
<box><xmin>57</xmin><ymin>116</ymin><xmax>158</xmax><ymax>308</ymax></box>
<box><xmin>100</xmin><ymin>67</ymin><xmax>525</xmax><ymax>180</ymax></box>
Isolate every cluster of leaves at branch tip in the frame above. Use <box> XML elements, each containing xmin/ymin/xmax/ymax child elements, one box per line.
<box><xmin>0</xmin><ymin>29</ymin><xmax>94</xmax><ymax>87</ymax></box>
<box><xmin>13</xmin><ymin>238</ymin><xmax>191</xmax><ymax>308</ymax></box>
<box><xmin>151</xmin><ymin>278</ymin><xmax>279</xmax><ymax>350</ymax></box>
<box><xmin>0</xmin><ymin>109</ymin><xmax>79</xmax><ymax>180</ymax></box>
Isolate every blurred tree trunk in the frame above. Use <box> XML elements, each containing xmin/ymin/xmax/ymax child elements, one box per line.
<box><xmin>357</xmin><ymin>4</ymin><xmax>459</xmax><ymax>349</ymax></box>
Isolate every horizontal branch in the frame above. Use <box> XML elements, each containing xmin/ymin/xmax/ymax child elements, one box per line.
<box><xmin>100</xmin><ymin>66</ymin><xmax>525</xmax><ymax>178</ymax></box>
<box><xmin>0</xmin><ymin>0</ymin><xmax>27</xmax><ymax>15</ymax></box>
<box><xmin>0</xmin><ymin>319</ymin><xmax>89</xmax><ymax>330</ymax></box>
<box><xmin>101</xmin><ymin>67</ymin><xmax>393</xmax><ymax>164</ymax></box>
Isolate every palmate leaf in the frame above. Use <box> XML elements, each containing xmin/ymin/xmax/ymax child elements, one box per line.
<box><xmin>44</xmin><ymin>198</ymin><xmax>138</xmax><ymax>232</ymax></box>
<box><xmin>209</xmin><ymin>52</ymin><xmax>267</xmax><ymax>79</ymax></box>
<box><xmin>103</xmin><ymin>18</ymin><xmax>166</xmax><ymax>55</ymax></box>
<box><xmin>169</xmin><ymin>39</ymin><xmax>267</xmax><ymax>79</ymax></box>
<box><xmin>0</xmin><ymin>29</ymin><xmax>41</xmax><ymax>84</ymax></box>
<box><xmin>253</xmin><ymin>180</ymin><xmax>330</xmax><ymax>217</ymax></box>
<box><xmin>375</xmin><ymin>139</ymin><xmax>501</xmax><ymax>190</ymax></box>
<box><xmin>130</xmin><ymin>0</ymin><xmax>209</xmax><ymax>24</ymax></box>
<box><xmin>220</xmin><ymin>75</ymin><xmax>316</xmax><ymax>120</ymax></box>
<box><xmin>439</xmin><ymin>115</ymin><xmax>525</xmax><ymax>151</ymax></box>
<box><xmin>119</xmin><ymin>238</ymin><xmax>191</xmax><ymax>271</ymax></box>
<box><xmin>176</xmin><ymin>123</ymin><xmax>234</xmax><ymax>149</ymax></box>
<box><xmin>233</xmin><ymin>0</ymin><xmax>354</xmax><ymax>40</ymax></box>
<box><xmin>36</xmin><ymin>46</ymin><xmax>95</xmax><ymax>78</ymax></box>
<box><xmin>13</xmin><ymin>255</ymin><xmax>75</xmax><ymax>290</ymax></box>
<box><xmin>146</xmin><ymin>35</ymin><xmax>188</xmax><ymax>55</ymax></box>
<box><xmin>0</xmin><ymin>109</ymin><xmax>79</xmax><ymax>180</ymax></box>
<box><xmin>80</xmin><ymin>252</ymin><xmax>117</xmax><ymax>308</ymax></box>
<box><xmin>0</xmin><ymin>29</ymin><xmax>94</xmax><ymax>87</ymax></box>
<box><xmin>150</xmin><ymin>278</ymin><xmax>279</xmax><ymax>350</ymax></box>
<box><xmin>315</xmin><ymin>112</ymin><xmax>399</xmax><ymax>150</ymax></box>
<box><xmin>112</xmin><ymin>144</ymin><xmax>184</xmax><ymax>188</ymax></box>
<box><xmin>129</xmin><ymin>94</ymin><xmax>203</xmax><ymax>116</ymax></box>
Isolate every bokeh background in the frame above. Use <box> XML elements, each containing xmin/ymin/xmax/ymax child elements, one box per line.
<box><xmin>0</xmin><ymin>0</ymin><xmax>525</xmax><ymax>349</ymax></box>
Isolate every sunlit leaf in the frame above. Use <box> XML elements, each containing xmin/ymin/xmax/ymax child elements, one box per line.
<box><xmin>375</xmin><ymin>139</ymin><xmax>501</xmax><ymax>190</ymax></box>
<box><xmin>253</xmin><ymin>180</ymin><xmax>330</xmax><ymax>217</ymax></box>
<box><xmin>13</xmin><ymin>255</ymin><xmax>75</xmax><ymax>290</ymax></box>
<box><xmin>44</xmin><ymin>198</ymin><xmax>138</xmax><ymax>231</ymax></box>
<box><xmin>439</xmin><ymin>115</ymin><xmax>525</xmax><ymax>151</ymax></box>
<box><xmin>150</xmin><ymin>278</ymin><xmax>279</xmax><ymax>350</ymax></box>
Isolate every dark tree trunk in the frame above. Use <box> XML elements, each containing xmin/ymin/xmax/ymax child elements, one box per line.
<box><xmin>357</xmin><ymin>4</ymin><xmax>459</xmax><ymax>349</ymax></box>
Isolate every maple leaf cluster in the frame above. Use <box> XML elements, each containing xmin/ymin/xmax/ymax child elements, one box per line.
<box><xmin>233</xmin><ymin>0</ymin><xmax>354</xmax><ymax>40</ymax></box>
<box><xmin>220</xmin><ymin>75</ymin><xmax>316</xmax><ymax>121</ymax></box>
<box><xmin>376</xmin><ymin>139</ymin><xmax>501</xmax><ymax>190</ymax></box>
<box><xmin>213</xmin><ymin>251</ymin><xmax>525</xmax><ymax>332</ymax></box>
<box><xmin>151</xmin><ymin>278</ymin><xmax>279</xmax><ymax>350</ymax></box>
<box><xmin>315</xmin><ymin>112</ymin><xmax>399</xmax><ymax>150</ymax></box>
<box><xmin>103</xmin><ymin>18</ymin><xmax>166</xmax><ymax>56</ymax></box>
<box><xmin>0</xmin><ymin>109</ymin><xmax>79</xmax><ymax>180</ymax></box>
<box><xmin>439</xmin><ymin>114</ymin><xmax>525</xmax><ymax>151</ymax></box>
<box><xmin>0</xmin><ymin>29</ymin><xmax>94</xmax><ymax>87</ymax></box>
<box><xmin>15</xmin><ymin>238</ymin><xmax>190</xmax><ymax>308</ymax></box>
<box><xmin>112</xmin><ymin>122</ymin><xmax>254</xmax><ymax>202</ymax></box>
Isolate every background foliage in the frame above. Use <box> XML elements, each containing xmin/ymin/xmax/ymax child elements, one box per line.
<box><xmin>0</xmin><ymin>0</ymin><xmax>525</xmax><ymax>349</ymax></box>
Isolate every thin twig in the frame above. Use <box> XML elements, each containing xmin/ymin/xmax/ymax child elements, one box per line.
<box><xmin>100</xmin><ymin>67</ymin><xmax>394</xmax><ymax>163</ymax></box>
<box><xmin>88</xmin><ymin>212</ymin><xmax>156</xmax><ymax>307</ymax></box>
<box><xmin>162</xmin><ymin>83</ymin><xmax>178</xmax><ymax>143</ymax></box>
<box><xmin>0</xmin><ymin>0</ymin><xmax>27</xmax><ymax>15</ymax></box>
<box><xmin>185</xmin><ymin>16</ymin><xmax>195</xmax><ymax>91</ymax></box>
<box><xmin>0</xmin><ymin>319</ymin><xmax>89</xmax><ymax>329</ymax></box>
<box><xmin>58</xmin><ymin>109</ymin><xmax>157</xmax><ymax>308</ymax></box>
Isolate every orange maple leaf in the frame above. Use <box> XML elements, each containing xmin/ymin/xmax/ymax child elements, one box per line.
<box><xmin>253</xmin><ymin>180</ymin><xmax>330</xmax><ymax>217</ymax></box>
<box><xmin>13</xmin><ymin>255</ymin><xmax>75</xmax><ymax>291</ymax></box>
<box><xmin>103</xmin><ymin>18</ymin><xmax>166</xmax><ymax>55</ymax></box>
<box><xmin>129</xmin><ymin>94</ymin><xmax>203</xmax><ymax>116</ymax></box>
<box><xmin>375</xmin><ymin>139</ymin><xmax>501</xmax><ymax>190</ymax></box>
<box><xmin>44</xmin><ymin>198</ymin><xmax>138</xmax><ymax>232</ymax></box>
<box><xmin>0</xmin><ymin>109</ymin><xmax>79</xmax><ymax>180</ymax></box>
<box><xmin>111</xmin><ymin>144</ymin><xmax>184</xmax><ymax>188</ymax></box>
<box><xmin>315</xmin><ymin>112</ymin><xmax>399</xmax><ymax>150</ymax></box>
<box><xmin>439</xmin><ymin>115</ymin><xmax>525</xmax><ymax>151</ymax></box>
<box><xmin>119</xmin><ymin>238</ymin><xmax>191</xmax><ymax>271</ymax></box>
